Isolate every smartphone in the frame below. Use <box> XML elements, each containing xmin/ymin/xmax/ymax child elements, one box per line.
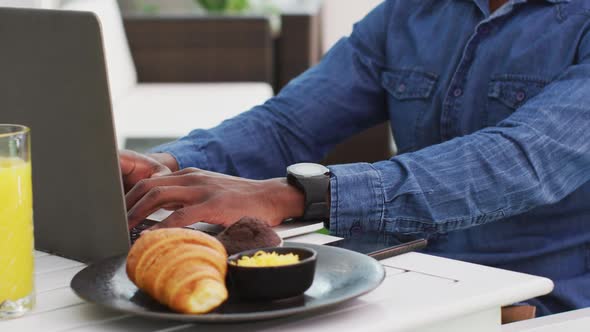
<box><xmin>326</xmin><ymin>231</ymin><xmax>427</xmax><ymax>260</ymax></box>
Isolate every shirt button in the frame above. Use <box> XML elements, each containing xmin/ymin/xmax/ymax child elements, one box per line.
<box><xmin>516</xmin><ymin>91</ymin><xmax>526</xmax><ymax>102</ymax></box>
<box><xmin>453</xmin><ymin>88</ymin><xmax>463</xmax><ymax>97</ymax></box>
<box><xmin>349</xmin><ymin>224</ymin><xmax>362</xmax><ymax>235</ymax></box>
<box><xmin>397</xmin><ymin>83</ymin><xmax>407</xmax><ymax>93</ymax></box>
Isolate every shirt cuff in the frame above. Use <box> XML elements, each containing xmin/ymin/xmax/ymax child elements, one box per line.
<box><xmin>327</xmin><ymin>163</ymin><xmax>385</xmax><ymax>238</ymax></box>
<box><xmin>149</xmin><ymin>135</ymin><xmax>211</xmax><ymax>170</ymax></box>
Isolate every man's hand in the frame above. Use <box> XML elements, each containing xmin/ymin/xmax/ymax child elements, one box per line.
<box><xmin>125</xmin><ymin>167</ymin><xmax>305</xmax><ymax>230</ymax></box>
<box><xmin>119</xmin><ymin>150</ymin><xmax>179</xmax><ymax>192</ymax></box>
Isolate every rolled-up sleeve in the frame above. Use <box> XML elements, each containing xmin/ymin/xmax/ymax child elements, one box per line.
<box><xmin>328</xmin><ymin>163</ymin><xmax>385</xmax><ymax>236</ymax></box>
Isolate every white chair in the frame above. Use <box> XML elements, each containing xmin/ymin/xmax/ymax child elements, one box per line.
<box><xmin>59</xmin><ymin>0</ymin><xmax>273</xmax><ymax>148</ymax></box>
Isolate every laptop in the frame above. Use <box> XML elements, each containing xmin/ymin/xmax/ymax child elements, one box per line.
<box><xmin>0</xmin><ymin>7</ymin><xmax>130</xmax><ymax>263</ymax></box>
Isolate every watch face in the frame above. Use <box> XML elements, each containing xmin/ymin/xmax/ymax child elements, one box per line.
<box><xmin>287</xmin><ymin>163</ymin><xmax>330</xmax><ymax>177</ymax></box>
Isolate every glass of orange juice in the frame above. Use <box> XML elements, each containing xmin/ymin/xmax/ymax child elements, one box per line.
<box><xmin>0</xmin><ymin>124</ymin><xmax>34</xmax><ymax>319</ymax></box>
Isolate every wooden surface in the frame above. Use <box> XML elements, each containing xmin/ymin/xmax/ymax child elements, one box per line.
<box><xmin>124</xmin><ymin>15</ymin><xmax>273</xmax><ymax>84</ymax></box>
<box><xmin>121</xmin><ymin>3</ymin><xmax>324</xmax><ymax>93</ymax></box>
<box><xmin>275</xmin><ymin>11</ymin><xmax>323</xmax><ymax>91</ymax></box>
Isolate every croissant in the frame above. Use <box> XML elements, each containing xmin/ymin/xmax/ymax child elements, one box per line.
<box><xmin>126</xmin><ymin>228</ymin><xmax>228</xmax><ymax>314</ymax></box>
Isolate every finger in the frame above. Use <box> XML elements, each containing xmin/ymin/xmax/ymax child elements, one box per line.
<box><xmin>168</xmin><ymin>167</ymin><xmax>225</xmax><ymax>179</ymax></box>
<box><xmin>120</xmin><ymin>150</ymin><xmax>170</xmax><ymax>178</ymax></box>
<box><xmin>120</xmin><ymin>153</ymin><xmax>139</xmax><ymax>193</ymax></box>
<box><xmin>125</xmin><ymin>175</ymin><xmax>193</xmax><ymax>210</ymax></box>
<box><xmin>161</xmin><ymin>203</ymin><xmax>184</xmax><ymax>210</ymax></box>
<box><xmin>127</xmin><ymin>186</ymin><xmax>191</xmax><ymax>229</ymax></box>
<box><xmin>150</xmin><ymin>164</ymin><xmax>172</xmax><ymax>177</ymax></box>
<box><xmin>150</xmin><ymin>204</ymin><xmax>218</xmax><ymax>230</ymax></box>
<box><xmin>120</xmin><ymin>150</ymin><xmax>171</xmax><ymax>188</ymax></box>
<box><xmin>170</xmin><ymin>167</ymin><xmax>201</xmax><ymax>176</ymax></box>
<box><xmin>171</xmin><ymin>167</ymin><xmax>234</xmax><ymax>180</ymax></box>
<box><xmin>119</xmin><ymin>150</ymin><xmax>139</xmax><ymax>176</ymax></box>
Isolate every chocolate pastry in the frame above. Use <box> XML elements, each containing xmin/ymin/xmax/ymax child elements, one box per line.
<box><xmin>216</xmin><ymin>217</ymin><xmax>282</xmax><ymax>255</ymax></box>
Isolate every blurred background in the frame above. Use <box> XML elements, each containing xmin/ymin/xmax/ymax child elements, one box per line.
<box><xmin>0</xmin><ymin>0</ymin><xmax>391</xmax><ymax>164</ymax></box>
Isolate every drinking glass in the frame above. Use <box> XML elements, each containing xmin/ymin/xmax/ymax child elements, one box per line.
<box><xmin>0</xmin><ymin>124</ymin><xmax>34</xmax><ymax>319</ymax></box>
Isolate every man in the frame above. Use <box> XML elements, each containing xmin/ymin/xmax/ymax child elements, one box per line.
<box><xmin>120</xmin><ymin>0</ymin><xmax>590</xmax><ymax>316</ymax></box>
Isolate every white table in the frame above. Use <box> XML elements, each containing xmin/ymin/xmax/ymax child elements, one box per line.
<box><xmin>3</xmin><ymin>234</ymin><xmax>553</xmax><ymax>332</ymax></box>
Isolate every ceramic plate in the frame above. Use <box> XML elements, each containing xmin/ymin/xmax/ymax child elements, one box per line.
<box><xmin>70</xmin><ymin>242</ymin><xmax>385</xmax><ymax>323</ymax></box>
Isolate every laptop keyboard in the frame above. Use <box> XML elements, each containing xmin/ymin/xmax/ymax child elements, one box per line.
<box><xmin>130</xmin><ymin>219</ymin><xmax>217</xmax><ymax>244</ymax></box>
<box><xmin>129</xmin><ymin>219</ymin><xmax>157</xmax><ymax>244</ymax></box>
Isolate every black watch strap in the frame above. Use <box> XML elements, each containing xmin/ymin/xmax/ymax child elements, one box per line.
<box><xmin>287</xmin><ymin>173</ymin><xmax>330</xmax><ymax>221</ymax></box>
<box><xmin>302</xmin><ymin>189</ymin><xmax>330</xmax><ymax>221</ymax></box>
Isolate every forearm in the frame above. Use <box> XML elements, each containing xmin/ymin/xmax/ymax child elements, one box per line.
<box><xmin>150</xmin><ymin>104</ymin><xmax>329</xmax><ymax>179</ymax></box>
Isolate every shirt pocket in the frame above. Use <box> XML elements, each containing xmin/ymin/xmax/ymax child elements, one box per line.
<box><xmin>382</xmin><ymin>68</ymin><xmax>438</xmax><ymax>153</ymax></box>
<box><xmin>486</xmin><ymin>74</ymin><xmax>550</xmax><ymax>127</ymax></box>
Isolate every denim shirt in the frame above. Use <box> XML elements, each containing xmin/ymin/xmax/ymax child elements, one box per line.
<box><xmin>155</xmin><ymin>0</ymin><xmax>590</xmax><ymax>315</ymax></box>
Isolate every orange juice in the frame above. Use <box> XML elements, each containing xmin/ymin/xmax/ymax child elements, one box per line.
<box><xmin>0</xmin><ymin>157</ymin><xmax>34</xmax><ymax>302</ymax></box>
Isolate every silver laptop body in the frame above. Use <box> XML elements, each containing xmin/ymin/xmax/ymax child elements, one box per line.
<box><xmin>0</xmin><ymin>7</ymin><xmax>130</xmax><ymax>262</ymax></box>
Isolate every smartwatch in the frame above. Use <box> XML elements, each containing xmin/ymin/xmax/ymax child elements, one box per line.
<box><xmin>286</xmin><ymin>163</ymin><xmax>331</xmax><ymax>222</ymax></box>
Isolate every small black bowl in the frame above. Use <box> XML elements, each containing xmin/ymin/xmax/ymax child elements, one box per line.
<box><xmin>227</xmin><ymin>247</ymin><xmax>317</xmax><ymax>301</ymax></box>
